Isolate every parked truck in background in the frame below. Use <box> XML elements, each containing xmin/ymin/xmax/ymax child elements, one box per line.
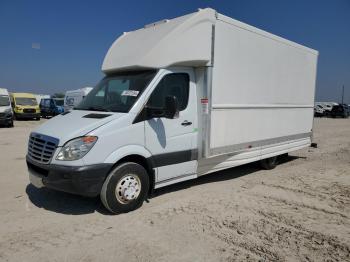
<box><xmin>40</xmin><ymin>98</ymin><xmax>65</xmax><ymax>118</ymax></box>
<box><xmin>0</xmin><ymin>88</ymin><xmax>14</xmax><ymax>127</ymax></box>
<box><xmin>26</xmin><ymin>8</ymin><xmax>318</xmax><ymax>214</ymax></box>
<box><xmin>11</xmin><ymin>93</ymin><xmax>40</xmax><ymax>120</ymax></box>
<box><xmin>35</xmin><ymin>94</ymin><xmax>50</xmax><ymax>105</ymax></box>
<box><xmin>64</xmin><ymin>87</ymin><xmax>93</xmax><ymax>112</ymax></box>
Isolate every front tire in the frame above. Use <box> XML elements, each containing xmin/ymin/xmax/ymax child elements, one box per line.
<box><xmin>100</xmin><ymin>162</ymin><xmax>149</xmax><ymax>214</ymax></box>
<box><xmin>7</xmin><ymin>119</ymin><xmax>14</xmax><ymax>128</ymax></box>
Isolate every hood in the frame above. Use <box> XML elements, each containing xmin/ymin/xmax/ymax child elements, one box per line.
<box><xmin>34</xmin><ymin>110</ymin><xmax>126</xmax><ymax>146</ymax></box>
<box><xmin>0</xmin><ymin>105</ymin><xmax>11</xmax><ymax>113</ymax></box>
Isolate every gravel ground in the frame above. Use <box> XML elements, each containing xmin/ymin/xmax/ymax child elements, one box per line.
<box><xmin>0</xmin><ymin>118</ymin><xmax>349</xmax><ymax>262</ymax></box>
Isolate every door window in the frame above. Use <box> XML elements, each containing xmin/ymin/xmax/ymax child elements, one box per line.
<box><xmin>147</xmin><ymin>73</ymin><xmax>189</xmax><ymax>111</ymax></box>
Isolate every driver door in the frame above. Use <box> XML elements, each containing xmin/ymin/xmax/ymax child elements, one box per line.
<box><xmin>144</xmin><ymin>69</ymin><xmax>198</xmax><ymax>185</ymax></box>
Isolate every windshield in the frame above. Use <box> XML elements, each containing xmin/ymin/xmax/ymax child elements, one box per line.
<box><xmin>15</xmin><ymin>97</ymin><xmax>38</xmax><ymax>106</ymax></box>
<box><xmin>53</xmin><ymin>99</ymin><xmax>64</xmax><ymax>106</ymax></box>
<box><xmin>0</xmin><ymin>95</ymin><xmax>10</xmax><ymax>106</ymax></box>
<box><xmin>75</xmin><ymin>70</ymin><xmax>157</xmax><ymax>113</ymax></box>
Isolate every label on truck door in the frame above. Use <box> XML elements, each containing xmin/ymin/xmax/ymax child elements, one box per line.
<box><xmin>201</xmin><ymin>98</ymin><xmax>209</xmax><ymax>114</ymax></box>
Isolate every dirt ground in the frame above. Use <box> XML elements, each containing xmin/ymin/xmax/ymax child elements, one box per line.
<box><xmin>0</xmin><ymin>118</ymin><xmax>349</xmax><ymax>262</ymax></box>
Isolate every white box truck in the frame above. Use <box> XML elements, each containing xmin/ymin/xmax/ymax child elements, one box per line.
<box><xmin>26</xmin><ymin>8</ymin><xmax>318</xmax><ymax>213</ymax></box>
<box><xmin>64</xmin><ymin>87</ymin><xmax>93</xmax><ymax>112</ymax></box>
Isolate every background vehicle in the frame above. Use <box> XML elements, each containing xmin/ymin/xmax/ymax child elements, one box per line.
<box><xmin>40</xmin><ymin>98</ymin><xmax>64</xmax><ymax>118</ymax></box>
<box><xmin>317</xmin><ymin>102</ymin><xmax>338</xmax><ymax>116</ymax></box>
<box><xmin>10</xmin><ymin>93</ymin><xmax>40</xmax><ymax>120</ymax></box>
<box><xmin>26</xmin><ymin>8</ymin><xmax>318</xmax><ymax>214</ymax></box>
<box><xmin>344</xmin><ymin>104</ymin><xmax>350</xmax><ymax>116</ymax></box>
<box><xmin>314</xmin><ymin>104</ymin><xmax>325</xmax><ymax>117</ymax></box>
<box><xmin>0</xmin><ymin>88</ymin><xmax>14</xmax><ymax>127</ymax></box>
<box><xmin>64</xmin><ymin>87</ymin><xmax>93</xmax><ymax>112</ymax></box>
<box><xmin>35</xmin><ymin>94</ymin><xmax>50</xmax><ymax>105</ymax></box>
<box><xmin>330</xmin><ymin>104</ymin><xmax>349</xmax><ymax>118</ymax></box>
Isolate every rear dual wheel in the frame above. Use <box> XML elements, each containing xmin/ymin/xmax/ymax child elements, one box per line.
<box><xmin>260</xmin><ymin>156</ymin><xmax>278</xmax><ymax>170</ymax></box>
<box><xmin>101</xmin><ymin>162</ymin><xmax>149</xmax><ymax>214</ymax></box>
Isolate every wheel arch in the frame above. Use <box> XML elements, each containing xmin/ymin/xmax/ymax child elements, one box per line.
<box><xmin>104</xmin><ymin>145</ymin><xmax>155</xmax><ymax>194</ymax></box>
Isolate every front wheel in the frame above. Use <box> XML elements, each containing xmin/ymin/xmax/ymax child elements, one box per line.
<box><xmin>100</xmin><ymin>162</ymin><xmax>149</xmax><ymax>214</ymax></box>
<box><xmin>7</xmin><ymin>119</ymin><xmax>14</xmax><ymax>128</ymax></box>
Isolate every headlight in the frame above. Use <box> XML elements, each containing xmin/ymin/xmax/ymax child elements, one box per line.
<box><xmin>4</xmin><ymin>108</ymin><xmax>12</xmax><ymax>115</ymax></box>
<box><xmin>56</xmin><ymin>136</ymin><xmax>97</xmax><ymax>161</ymax></box>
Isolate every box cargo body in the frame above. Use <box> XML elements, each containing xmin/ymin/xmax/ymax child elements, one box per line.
<box><xmin>26</xmin><ymin>8</ymin><xmax>318</xmax><ymax>213</ymax></box>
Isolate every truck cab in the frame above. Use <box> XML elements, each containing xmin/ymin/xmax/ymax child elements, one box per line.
<box><xmin>40</xmin><ymin>98</ymin><xmax>64</xmax><ymax>118</ymax></box>
<box><xmin>0</xmin><ymin>88</ymin><xmax>14</xmax><ymax>127</ymax></box>
<box><xmin>11</xmin><ymin>93</ymin><xmax>40</xmax><ymax>120</ymax></box>
<box><xmin>27</xmin><ymin>67</ymin><xmax>198</xmax><ymax>213</ymax></box>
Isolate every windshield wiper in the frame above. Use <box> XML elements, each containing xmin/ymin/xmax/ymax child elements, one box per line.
<box><xmin>75</xmin><ymin>106</ymin><xmax>111</xmax><ymax>112</ymax></box>
<box><xmin>89</xmin><ymin>106</ymin><xmax>111</xmax><ymax>112</ymax></box>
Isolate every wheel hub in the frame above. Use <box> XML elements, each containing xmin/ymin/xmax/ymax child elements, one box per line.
<box><xmin>115</xmin><ymin>175</ymin><xmax>141</xmax><ymax>204</ymax></box>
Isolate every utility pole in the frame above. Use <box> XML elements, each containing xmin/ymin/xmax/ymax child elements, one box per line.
<box><xmin>341</xmin><ymin>85</ymin><xmax>344</xmax><ymax>104</ymax></box>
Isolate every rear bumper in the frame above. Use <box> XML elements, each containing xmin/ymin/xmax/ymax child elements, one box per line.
<box><xmin>26</xmin><ymin>156</ymin><xmax>113</xmax><ymax>197</ymax></box>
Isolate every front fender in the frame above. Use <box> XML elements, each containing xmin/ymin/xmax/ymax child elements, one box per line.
<box><xmin>103</xmin><ymin>145</ymin><xmax>152</xmax><ymax>164</ymax></box>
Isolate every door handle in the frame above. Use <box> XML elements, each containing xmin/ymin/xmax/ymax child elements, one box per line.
<box><xmin>181</xmin><ymin>120</ymin><xmax>192</xmax><ymax>126</ymax></box>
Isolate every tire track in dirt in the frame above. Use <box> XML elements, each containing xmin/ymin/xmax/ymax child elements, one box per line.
<box><xmin>259</xmin><ymin>194</ymin><xmax>348</xmax><ymax>219</ymax></box>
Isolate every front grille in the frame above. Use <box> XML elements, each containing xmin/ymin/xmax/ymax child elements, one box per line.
<box><xmin>27</xmin><ymin>133</ymin><xmax>59</xmax><ymax>164</ymax></box>
<box><xmin>24</xmin><ymin>108</ymin><xmax>35</xmax><ymax>113</ymax></box>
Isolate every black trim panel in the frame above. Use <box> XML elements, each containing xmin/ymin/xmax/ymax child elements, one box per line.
<box><xmin>83</xmin><ymin>113</ymin><xmax>112</xmax><ymax>119</ymax></box>
<box><xmin>148</xmin><ymin>149</ymin><xmax>198</xmax><ymax>168</ymax></box>
<box><xmin>26</xmin><ymin>156</ymin><xmax>113</xmax><ymax>197</ymax></box>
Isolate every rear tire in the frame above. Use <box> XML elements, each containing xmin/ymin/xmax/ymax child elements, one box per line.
<box><xmin>100</xmin><ymin>162</ymin><xmax>149</xmax><ymax>214</ymax></box>
<box><xmin>260</xmin><ymin>156</ymin><xmax>278</xmax><ymax>170</ymax></box>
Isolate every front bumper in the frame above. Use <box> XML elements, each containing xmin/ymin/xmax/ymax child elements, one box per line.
<box><xmin>26</xmin><ymin>156</ymin><xmax>113</xmax><ymax>197</ymax></box>
<box><xmin>0</xmin><ymin>114</ymin><xmax>13</xmax><ymax>125</ymax></box>
<box><xmin>16</xmin><ymin>112</ymin><xmax>40</xmax><ymax>119</ymax></box>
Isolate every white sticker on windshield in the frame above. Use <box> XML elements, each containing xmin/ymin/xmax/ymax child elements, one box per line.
<box><xmin>121</xmin><ymin>90</ymin><xmax>139</xmax><ymax>97</ymax></box>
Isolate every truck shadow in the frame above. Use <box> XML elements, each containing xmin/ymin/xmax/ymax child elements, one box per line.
<box><xmin>152</xmin><ymin>155</ymin><xmax>302</xmax><ymax>198</ymax></box>
<box><xmin>25</xmin><ymin>155</ymin><xmax>302</xmax><ymax>215</ymax></box>
<box><xmin>25</xmin><ymin>185</ymin><xmax>110</xmax><ymax>215</ymax></box>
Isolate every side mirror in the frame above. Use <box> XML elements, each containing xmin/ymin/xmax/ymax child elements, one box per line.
<box><xmin>164</xmin><ymin>96</ymin><xmax>179</xmax><ymax>119</ymax></box>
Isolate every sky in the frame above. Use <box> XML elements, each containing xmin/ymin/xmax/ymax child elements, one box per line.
<box><xmin>0</xmin><ymin>0</ymin><xmax>349</xmax><ymax>103</ymax></box>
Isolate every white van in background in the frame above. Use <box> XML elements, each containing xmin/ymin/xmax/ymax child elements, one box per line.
<box><xmin>317</xmin><ymin>102</ymin><xmax>338</xmax><ymax>110</ymax></box>
<box><xmin>64</xmin><ymin>87</ymin><xmax>93</xmax><ymax>112</ymax></box>
<box><xmin>0</xmin><ymin>88</ymin><xmax>14</xmax><ymax>127</ymax></box>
